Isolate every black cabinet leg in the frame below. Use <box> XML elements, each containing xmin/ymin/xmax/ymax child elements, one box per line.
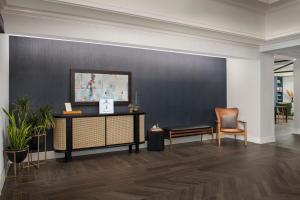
<box><xmin>135</xmin><ymin>143</ymin><xmax>139</xmax><ymax>153</ymax></box>
<box><xmin>64</xmin><ymin>151</ymin><xmax>72</xmax><ymax>162</ymax></box>
<box><xmin>129</xmin><ymin>145</ymin><xmax>133</xmax><ymax>153</ymax></box>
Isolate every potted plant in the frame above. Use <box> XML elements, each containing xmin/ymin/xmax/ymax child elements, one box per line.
<box><xmin>12</xmin><ymin>97</ymin><xmax>55</xmax><ymax>150</ymax></box>
<box><xmin>2</xmin><ymin>108</ymin><xmax>31</xmax><ymax>163</ymax></box>
<box><xmin>12</xmin><ymin>96</ymin><xmax>30</xmax><ymax>123</ymax></box>
<box><xmin>28</xmin><ymin>106</ymin><xmax>55</xmax><ymax>150</ymax></box>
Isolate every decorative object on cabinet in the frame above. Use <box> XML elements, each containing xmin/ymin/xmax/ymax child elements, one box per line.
<box><xmin>163</xmin><ymin>125</ymin><xmax>213</xmax><ymax>145</ymax></box>
<box><xmin>150</xmin><ymin>123</ymin><xmax>163</xmax><ymax>132</ymax></box>
<box><xmin>71</xmin><ymin>69</ymin><xmax>131</xmax><ymax>105</ymax></box>
<box><xmin>215</xmin><ymin>107</ymin><xmax>247</xmax><ymax>146</ymax></box>
<box><xmin>63</xmin><ymin>102</ymin><xmax>82</xmax><ymax>115</ymax></box>
<box><xmin>65</xmin><ymin>102</ymin><xmax>72</xmax><ymax>112</ymax></box>
<box><xmin>128</xmin><ymin>104</ymin><xmax>139</xmax><ymax>113</ymax></box>
<box><xmin>63</xmin><ymin>110</ymin><xmax>82</xmax><ymax>115</ymax></box>
<box><xmin>128</xmin><ymin>104</ymin><xmax>134</xmax><ymax>113</ymax></box>
<box><xmin>99</xmin><ymin>98</ymin><xmax>114</xmax><ymax>114</ymax></box>
<box><xmin>53</xmin><ymin>112</ymin><xmax>145</xmax><ymax>161</ymax></box>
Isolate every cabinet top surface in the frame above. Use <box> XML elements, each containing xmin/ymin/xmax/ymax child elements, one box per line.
<box><xmin>54</xmin><ymin>111</ymin><xmax>145</xmax><ymax>118</ymax></box>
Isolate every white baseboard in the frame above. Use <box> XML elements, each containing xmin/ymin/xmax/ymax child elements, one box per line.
<box><xmin>0</xmin><ymin>168</ymin><xmax>6</xmax><ymax>196</ymax></box>
<box><xmin>216</xmin><ymin>134</ymin><xmax>275</xmax><ymax>144</ymax></box>
<box><xmin>294</xmin><ymin>129</ymin><xmax>300</xmax><ymax>135</ymax></box>
<box><xmin>258</xmin><ymin>135</ymin><xmax>276</xmax><ymax>144</ymax></box>
<box><xmin>28</xmin><ymin>133</ymin><xmax>273</xmax><ymax>161</ymax></box>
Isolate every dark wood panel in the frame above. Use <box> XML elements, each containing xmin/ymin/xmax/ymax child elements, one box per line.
<box><xmin>2</xmin><ymin>139</ymin><xmax>300</xmax><ymax>200</ymax></box>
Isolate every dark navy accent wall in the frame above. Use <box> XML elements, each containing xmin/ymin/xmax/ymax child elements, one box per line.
<box><xmin>9</xmin><ymin>36</ymin><xmax>226</xmax><ymax>149</ymax></box>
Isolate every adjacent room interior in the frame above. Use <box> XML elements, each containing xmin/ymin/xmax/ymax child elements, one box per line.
<box><xmin>1</xmin><ymin>0</ymin><xmax>300</xmax><ymax>199</ymax></box>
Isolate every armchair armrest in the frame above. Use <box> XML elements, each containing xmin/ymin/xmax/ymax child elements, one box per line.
<box><xmin>215</xmin><ymin>120</ymin><xmax>220</xmax><ymax>133</ymax></box>
<box><xmin>238</xmin><ymin>120</ymin><xmax>247</xmax><ymax>130</ymax></box>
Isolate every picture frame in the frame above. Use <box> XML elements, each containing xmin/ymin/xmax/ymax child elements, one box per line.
<box><xmin>70</xmin><ymin>69</ymin><xmax>131</xmax><ymax>106</ymax></box>
<box><xmin>65</xmin><ymin>102</ymin><xmax>72</xmax><ymax>111</ymax></box>
<box><xmin>99</xmin><ymin>99</ymin><xmax>114</xmax><ymax>114</ymax></box>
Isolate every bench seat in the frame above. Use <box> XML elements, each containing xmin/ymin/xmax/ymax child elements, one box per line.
<box><xmin>163</xmin><ymin>125</ymin><xmax>213</xmax><ymax>145</ymax></box>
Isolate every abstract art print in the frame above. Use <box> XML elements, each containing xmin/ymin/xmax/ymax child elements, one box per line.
<box><xmin>71</xmin><ymin>69</ymin><xmax>131</xmax><ymax>105</ymax></box>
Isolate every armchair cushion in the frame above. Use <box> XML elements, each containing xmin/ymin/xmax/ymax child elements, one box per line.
<box><xmin>221</xmin><ymin>115</ymin><xmax>237</xmax><ymax>129</ymax></box>
<box><xmin>221</xmin><ymin>128</ymin><xmax>244</xmax><ymax>133</ymax></box>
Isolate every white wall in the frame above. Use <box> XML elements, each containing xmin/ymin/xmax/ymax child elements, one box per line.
<box><xmin>0</xmin><ymin>34</ymin><xmax>9</xmax><ymax>194</ymax></box>
<box><xmin>293</xmin><ymin>60</ymin><xmax>300</xmax><ymax>133</ymax></box>
<box><xmin>260</xmin><ymin>53</ymin><xmax>275</xmax><ymax>142</ymax></box>
<box><xmin>227</xmin><ymin>58</ymin><xmax>261</xmax><ymax>142</ymax></box>
<box><xmin>227</xmin><ymin>54</ymin><xmax>276</xmax><ymax>144</ymax></box>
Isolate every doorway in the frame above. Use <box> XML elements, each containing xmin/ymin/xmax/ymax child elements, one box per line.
<box><xmin>273</xmin><ymin>55</ymin><xmax>298</xmax><ymax>149</ymax></box>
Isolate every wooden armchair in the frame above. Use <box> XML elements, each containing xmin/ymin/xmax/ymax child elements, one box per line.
<box><xmin>215</xmin><ymin>107</ymin><xmax>247</xmax><ymax>146</ymax></box>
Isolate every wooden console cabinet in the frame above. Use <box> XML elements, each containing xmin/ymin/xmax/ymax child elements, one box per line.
<box><xmin>53</xmin><ymin>112</ymin><xmax>145</xmax><ymax>161</ymax></box>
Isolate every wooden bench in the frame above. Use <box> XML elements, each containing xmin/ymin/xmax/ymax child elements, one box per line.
<box><xmin>163</xmin><ymin>125</ymin><xmax>213</xmax><ymax>145</ymax></box>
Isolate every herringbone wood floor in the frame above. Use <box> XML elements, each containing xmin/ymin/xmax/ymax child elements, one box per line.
<box><xmin>2</xmin><ymin>138</ymin><xmax>300</xmax><ymax>200</ymax></box>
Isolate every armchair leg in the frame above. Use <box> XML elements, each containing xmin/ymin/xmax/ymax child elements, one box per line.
<box><xmin>218</xmin><ymin>133</ymin><xmax>221</xmax><ymax>146</ymax></box>
<box><xmin>244</xmin><ymin>132</ymin><xmax>248</xmax><ymax>146</ymax></box>
<box><xmin>234</xmin><ymin>135</ymin><xmax>237</xmax><ymax>142</ymax></box>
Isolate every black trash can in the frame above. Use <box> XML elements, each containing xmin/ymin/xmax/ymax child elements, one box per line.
<box><xmin>147</xmin><ymin>130</ymin><xmax>165</xmax><ymax>151</ymax></box>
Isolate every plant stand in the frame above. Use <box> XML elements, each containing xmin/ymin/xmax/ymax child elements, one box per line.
<box><xmin>29</xmin><ymin>133</ymin><xmax>47</xmax><ymax>168</ymax></box>
<box><xmin>5</xmin><ymin>147</ymin><xmax>30</xmax><ymax>177</ymax></box>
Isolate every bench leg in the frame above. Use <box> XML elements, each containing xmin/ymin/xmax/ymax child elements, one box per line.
<box><xmin>244</xmin><ymin>132</ymin><xmax>248</xmax><ymax>146</ymax></box>
<box><xmin>169</xmin><ymin>132</ymin><xmax>172</xmax><ymax>146</ymax></box>
<box><xmin>201</xmin><ymin>134</ymin><xmax>203</xmax><ymax>142</ymax></box>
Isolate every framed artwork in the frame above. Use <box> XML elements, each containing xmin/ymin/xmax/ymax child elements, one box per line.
<box><xmin>70</xmin><ymin>69</ymin><xmax>131</xmax><ymax>105</ymax></box>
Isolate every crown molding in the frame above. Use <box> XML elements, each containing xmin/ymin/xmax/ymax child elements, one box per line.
<box><xmin>2</xmin><ymin>6</ymin><xmax>262</xmax><ymax>48</ymax></box>
<box><xmin>2</xmin><ymin>0</ymin><xmax>264</xmax><ymax>46</ymax></box>
<box><xmin>42</xmin><ymin>0</ymin><xmax>264</xmax><ymax>39</ymax></box>
<box><xmin>266</xmin><ymin>28</ymin><xmax>300</xmax><ymax>41</ymax></box>
<box><xmin>261</xmin><ymin>33</ymin><xmax>300</xmax><ymax>52</ymax></box>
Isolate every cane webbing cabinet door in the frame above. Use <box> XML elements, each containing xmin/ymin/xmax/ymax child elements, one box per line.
<box><xmin>106</xmin><ymin>115</ymin><xmax>134</xmax><ymax>145</ymax></box>
<box><xmin>72</xmin><ymin>117</ymin><xmax>106</xmax><ymax>149</ymax></box>
<box><xmin>139</xmin><ymin>114</ymin><xmax>145</xmax><ymax>142</ymax></box>
<box><xmin>53</xmin><ymin>118</ymin><xmax>67</xmax><ymax>151</ymax></box>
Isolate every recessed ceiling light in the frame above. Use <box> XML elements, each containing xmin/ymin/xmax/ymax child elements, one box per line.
<box><xmin>258</xmin><ymin>0</ymin><xmax>280</xmax><ymax>4</ymax></box>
